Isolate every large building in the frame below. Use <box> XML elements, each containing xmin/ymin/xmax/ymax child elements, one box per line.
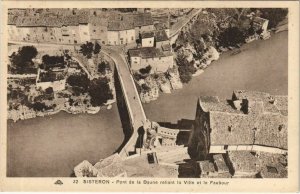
<box><xmin>7</xmin><ymin>9</ymin><xmax>155</xmax><ymax>46</ymax></box>
<box><xmin>128</xmin><ymin>47</ymin><xmax>174</xmax><ymax>73</ymax></box>
<box><xmin>189</xmin><ymin>90</ymin><xmax>288</xmax><ymax>160</ymax></box>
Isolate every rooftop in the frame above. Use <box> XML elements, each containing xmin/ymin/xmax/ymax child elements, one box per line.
<box><xmin>128</xmin><ymin>47</ymin><xmax>172</xmax><ymax>59</ymax></box>
<box><xmin>228</xmin><ymin>151</ymin><xmax>258</xmax><ymax>174</ymax></box>
<box><xmin>199</xmin><ymin>91</ymin><xmax>288</xmax><ymax>150</ymax></box>
<box><xmin>155</xmin><ymin>30</ymin><xmax>169</xmax><ymax>42</ymax></box>
<box><xmin>141</xmin><ymin>31</ymin><xmax>154</xmax><ymax>39</ymax></box>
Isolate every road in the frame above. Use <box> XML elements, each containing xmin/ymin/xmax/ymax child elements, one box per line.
<box><xmin>170</xmin><ymin>9</ymin><xmax>202</xmax><ymax>37</ymax></box>
<box><xmin>101</xmin><ymin>47</ymin><xmax>147</xmax><ymax>157</ymax></box>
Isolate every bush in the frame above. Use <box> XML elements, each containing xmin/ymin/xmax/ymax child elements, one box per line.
<box><xmin>139</xmin><ymin>65</ymin><xmax>152</xmax><ymax>74</ymax></box>
<box><xmin>94</xmin><ymin>42</ymin><xmax>101</xmax><ymax>55</ymax></box>
<box><xmin>98</xmin><ymin>61</ymin><xmax>110</xmax><ymax>74</ymax></box>
<box><xmin>88</xmin><ymin>78</ymin><xmax>113</xmax><ymax>106</ymax></box>
<box><xmin>9</xmin><ymin>46</ymin><xmax>38</xmax><ymax>71</ymax></box>
<box><xmin>176</xmin><ymin>54</ymin><xmax>196</xmax><ymax>84</ymax></box>
<box><xmin>67</xmin><ymin>74</ymin><xmax>90</xmax><ymax>94</ymax></box>
<box><xmin>80</xmin><ymin>42</ymin><xmax>94</xmax><ymax>59</ymax></box>
<box><xmin>42</xmin><ymin>55</ymin><xmax>65</xmax><ymax>69</ymax></box>
<box><xmin>218</xmin><ymin>27</ymin><xmax>246</xmax><ymax>47</ymax></box>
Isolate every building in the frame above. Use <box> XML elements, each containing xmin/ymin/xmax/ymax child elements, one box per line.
<box><xmin>128</xmin><ymin>47</ymin><xmax>174</xmax><ymax>73</ymax></box>
<box><xmin>154</xmin><ymin>30</ymin><xmax>170</xmax><ymax>49</ymax></box>
<box><xmin>189</xmin><ymin>90</ymin><xmax>288</xmax><ymax>160</ymax></box>
<box><xmin>107</xmin><ymin>20</ymin><xmax>135</xmax><ymax>45</ymax></box>
<box><xmin>36</xmin><ymin>68</ymin><xmax>67</xmax><ymax>91</ymax></box>
<box><xmin>132</xmin><ymin>13</ymin><xmax>154</xmax><ymax>39</ymax></box>
<box><xmin>89</xmin><ymin>17</ymin><xmax>108</xmax><ymax>44</ymax></box>
<box><xmin>140</xmin><ymin>31</ymin><xmax>155</xmax><ymax>47</ymax></box>
<box><xmin>252</xmin><ymin>17</ymin><xmax>269</xmax><ymax>33</ymax></box>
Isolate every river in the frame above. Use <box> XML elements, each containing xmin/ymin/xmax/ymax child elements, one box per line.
<box><xmin>143</xmin><ymin>31</ymin><xmax>288</xmax><ymax>123</ymax></box>
<box><xmin>7</xmin><ymin>31</ymin><xmax>287</xmax><ymax>177</ymax></box>
<box><xmin>7</xmin><ymin>105</ymin><xmax>124</xmax><ymax>177</ymax></box>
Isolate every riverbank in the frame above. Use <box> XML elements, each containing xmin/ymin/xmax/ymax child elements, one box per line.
<box><xmin>143</xmin><ymin>31</ymin><xmax>288</xmax><ymax>123</ymax></box>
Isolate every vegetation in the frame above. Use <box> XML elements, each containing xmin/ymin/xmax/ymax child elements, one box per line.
<box><xmin>258</xmin><ymin>8</ymin><xmax>288</xmax><ymax>29</ymax></box>
<box><xmin>67</xmin><ymin>73</ymin><xmax>90</xmax><ymax>95</ymax></box>
<box><xmin>139</xmin><ymin>65</ymin><xmax>152</xmax><ymax>75</ymax></box>
<box><xmin>41</xmin><ymin>55</ymin><xmax>65</xmax><ymax>70</ymax></box>
<box><xmin>218</xmin><ymin>27</ymin><xmax>246</xmax><ymax>47</ymax></box>
<box><xmin>94</xmin><ymin>42</ymin><xmax>101</xmax><ymax>55</ymax></box>
<box><xmin>98</xmin><ymin>61</ymin><xmax>110</xmax><ymax>74</ymax></box>
<box><xmin>88</xmin><ymin>78</ymin><xmax>113</xmax><ymax>106</ymax></box>
<box><xmin>176</xmin><ymin>54</ymin><xmax>197</xmax><ymax>84</ymax></box>
<box><xmin>80</xmin><ymin>41</ymin><xmax>101</xmax><ymax>59</ymax></box>
<box><xmin>9</xmin><ymin>46</ymin><xmax>38</xmax><ymax>73</ymax></box>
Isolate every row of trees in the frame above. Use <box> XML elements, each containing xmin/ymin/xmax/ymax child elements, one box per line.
<box><xmin>9</xmin><ymin>46</ymin><xmax>38</xmax><ymax>73</ymax></box>
<box><xmin>79</xmin><ymin>41</ymin><xmax>101</xmax><ymax>59</ymax></box>
<box><xmin>66</xmin><ymin>73</ymin><xmax>112</xmax><ymax>106</ymax></box>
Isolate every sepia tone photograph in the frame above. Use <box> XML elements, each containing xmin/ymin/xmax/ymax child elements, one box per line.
<box><xmin>0</xmin><ymin>0</ymin><xmax>299</xmax><ymax>192</ymax></box>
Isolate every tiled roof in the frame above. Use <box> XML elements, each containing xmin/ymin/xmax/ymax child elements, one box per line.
<box><xmin>253</xmin><ymin>17</ymin><xmax>268</xmax><ymax>25</ymax></box>
<box><xmin>89</xmin><ymin>16</ymin><xmax>108</xmax><ymax>26</ymax></box>
<box><xmin>213</xmin><ymin>154</ymin><xmax>229</xmax><ymax>173</ymax></box>
<box><xmin>161</xmin><ymin>44</ymin><xmax>171</xmax><ymax>51</ymax></box>
<box><xmin>155</xmin><ymin>30</ymin><xmax>169</xmax><ymax>42</ymax></box>
<box><xmin>199</xmin><ymin>96</ymin><xmax>242</xmax><ymax>114</ymax></box>
<box><xmin>228</xmin><ymin>151</ymin><xmax>258</xmax><ymax>173</ymax></box>
<box><xmin>107</xmin><ymin>20</ymin><xmax>134</xmax><ymax>31</ymax></box>
<box><xmin>199</xmin><ymin>160</ymin><xmax>215</xmax><ymax>175</ymax></box>
<box><xmin>209</xmin><ymin>111</ymin><xmax>287</xmax><ymax>149</ymax></box>
<box><xmin>133</xmin><ymin>13</ymin><xmax>153</xmax><ymax>27</ymax></box>
<box><xmin>128</xmin><ymin>47</ymin><xmax>172</xmax><ymax>59</ymax></box>
<box><xmin>7</xmin><ymin>15</ymin><xmax>18</xmax><ymax>25</ymax></box>
<box><xmin>257</xmin><ymin>152</ymin><xmax>287</xmax><ymax>178</ymax></box>
<box><xmin>141</xmin><ymin>31</ymin><xmax>154</xmax><ymax>39</ymax></box>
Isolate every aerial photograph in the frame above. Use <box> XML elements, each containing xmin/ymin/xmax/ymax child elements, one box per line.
<box><xmin>7</xmin><ymin>8</ymin><xmax>288</xmax><ymax>178</ymax></box>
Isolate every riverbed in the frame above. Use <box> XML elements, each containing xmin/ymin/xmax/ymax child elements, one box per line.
<box><xmin>7</xmin><ymin>105</ymin><xmax>123</xmax><ymax>177</ymax></box>
<box><xmin>143</xmin><ymin>31</ymin><xmax>288</xmax><ymax>123</ymax></box>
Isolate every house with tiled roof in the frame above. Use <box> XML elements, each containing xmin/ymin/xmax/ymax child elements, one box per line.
<box><xmin>107</xmin><ymin>19</ymin><xmax>135</xmax><ymax>45</ymax></box>
<box><xmin>140</xmin><ymin>31</ymin><xmax>155</xmax><ymax>47</ymax></box>
<box><xmin>128</xmin><ymin>47</ymin><xmax>174</xmax><ymax>73</ymax></box>
<box><xmin>132</xmin><ymin>13</ymin><xmax>154</xmax><ymax>38</ymax></box>
<box><xmin>189</xmin><ymin>90</ymin><xmax>288</xmax><ymax>160</ymax></box>
<box><xmin>252</xmin><ymin>16</ymin><xmax>269</xmax><ymax>33</ymax></box>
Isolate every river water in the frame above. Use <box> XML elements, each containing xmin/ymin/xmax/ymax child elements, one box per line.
<box><xmin>7</xmin><ymin>31</ymin><xmax>288</xmax><ymax>177</ymax></box>
<box><xmin>143</xmin><ymin>31</ymin><xmax>288</xmax><ymax>123</ymax></box>
<box><xmin>7</xmin><ymin>106</ymin><xmax>123</xmax><ymax>177</ymax></box>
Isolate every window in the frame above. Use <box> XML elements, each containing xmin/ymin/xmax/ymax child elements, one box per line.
<box><xmin>74</xmin><ymin>40</ymin><xmax>77</xmax><ymax>44</ymax></box>
<box><xmin>93</xmin><ymin>30</ymin><xmax>96</xmax><ymax>32</ymax></box>
<box><xmin>150</xmin><ymin>41</ymin><xmax>152</xmax><ymax>44</ymax></box>
<box><xmin>102</xmin><ymin>41</ymin><xmax>105</xmax><ymax>44</ymax></box>
<box><xmin>83</xmin><ymin>32</ymin><xmax>88</xmax><ymax>35</ymax></box>
<box><xmin>131</xmin><ymin>36</ymin><xmax>134</xmax><ymax>41</ymax></box>
<box><xmin>224</xmin><ymin>145</ymin><xmax>228</xmax><ymax>150</ymax></box>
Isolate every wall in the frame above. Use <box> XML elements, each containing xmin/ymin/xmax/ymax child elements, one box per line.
<box><xmin>119</xmin><ymin>29</ymin><xmax>135</xmax><ymax>44</ymax></box>
<box><xmin>134</xmin><ymin>25</ymin><xmax>154</xmax><ymax>39</ymax></box>
<box><xmin>36</xmin><ymin>79</ymin><xmax>66</xmax><ymax>91</ymax></box>
<box><xmin>140</xmin><ymin>55</ymin><xmax>173</xmax><ymax>72</ymax></box>
<box><xmin>187</xmin><ymin>100</ymin><xmax>210</xmax><ymax>160</ymax></box>
<box><xmin>79</xmin><ymin>24</ymin><xmax>91</xmax><ymax>43</ymax></box>
<box><xmin>89</xmin><ymin>24</ymin><xmax>108</xmax><ymax>44</ymax></box>
<box><xmin>142</xmin><ymin>37</ymin><xmax>154</xmax><ymax>47</ymax></box>
<box><xmin>107</xmin><ymin>31</ymin><xmax>119</xmax><ymax>45</ymax></box>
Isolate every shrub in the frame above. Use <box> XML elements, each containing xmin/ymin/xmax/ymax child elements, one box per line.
<box><xmin>88</xmin><ymin>78</ymin><xmax>113</xmax><ymax>106</ymax></box>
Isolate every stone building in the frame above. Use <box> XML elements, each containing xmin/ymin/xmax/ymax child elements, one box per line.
<box><xmin>252</xmin><ymin>17</ymin><xmax>269</xmax><ymax>33</ymax></box>
<box><xmin>140</xmin><ymin>31</ymin><xmax>155</xmax><ymax>47</ymax></box>
<box><xmin>189</xmin><ymin>90</ymin><xmax>288</xmax><ymax>160</ymax></box>
<box><xmin>107</xmin><ymin>20</ymin><xmax>135</xmax><ymax>45</ymax></box>
<box><xmin>128</xmin><ymin>47</ymin><xmax>174</xmax><ymax>73</ymax></box>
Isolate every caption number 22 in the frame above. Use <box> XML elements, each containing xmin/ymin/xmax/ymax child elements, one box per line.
<box><xmin>73</xmin><ymin>180</ymin><xmax>79</xmax><ymax>184</ymax></box>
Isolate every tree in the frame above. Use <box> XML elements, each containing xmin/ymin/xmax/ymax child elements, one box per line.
<box><xmin>9</xmin><ymin>46</ymin><xmax>38</xmax><ymax>71</ymax></box>
<box><xmin>80</xmin><ymin>42</ymin><xmax>94</xmax><ymax>59</ymax></box>
<box><xmin>259</xmin><ymin>8</ymin><xmax>288</xmax><ymax>29</ymax></box>
<box><xmin>139</xmin><ymin>65</ymin><xmax>152</xmax><ymax>74</ymax></box>
<box><xmin>94</xmin><ymin>42</ymin><xmax>101</xmax><ymax>55</ymax></box>
<box><xmin>218</xmin><ymin>27</ymin><xmax>246</xmax><ymax>47</ymax></box>
<box><xmin>176</xmin><ymin>54</ymin><xmax>196</xmax><ymax>84</ymax></box>
<box><xmin>88</xmin><ymin>78</ymin><xmax>113</xmax><ymax>106</ymax></box>
<box><xmin>67</xmin><ymin>74</ymin><xmax>90</xmax><ymax>94</ymax></box>
<box><xmin>98</xmin><ymin>61</ymin><xmax>110</xmax><ymax>74</ymax></box>
<box><xmin>42</xmin><ymin>55</ymin><xmax>65</xmax><ymax>70</ymax></box>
